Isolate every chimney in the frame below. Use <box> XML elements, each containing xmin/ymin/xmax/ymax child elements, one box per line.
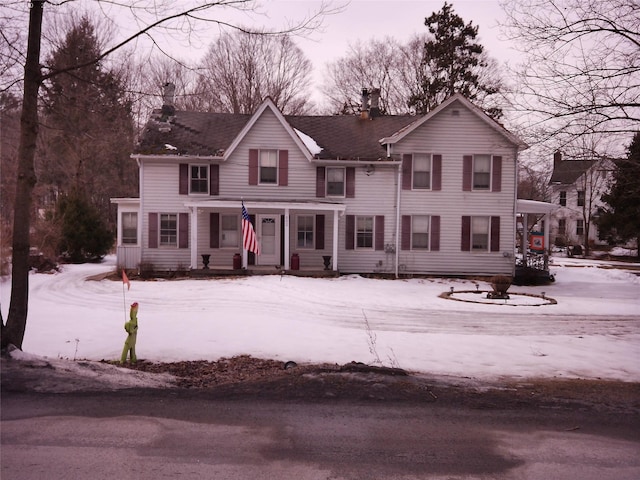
<box><xmin>370</xmin><ymin>88</ymin><xmax>381</xmax><ymax>118</ymax></box>
<box><xmin>553</xmin><ymin>150</ymin><xmax>562</xmax><ymax>169</ymax></box>
<box><xmin>161</xmin><ymin>82</ymin><xmax>176</xmax><ymax>115</ymax></box>
<box><xmin>360</xmin><ymin>88</ymin><xmax>370</xmax><ymax>120</ymax></box>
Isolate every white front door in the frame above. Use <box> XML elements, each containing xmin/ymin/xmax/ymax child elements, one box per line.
<box><xmin>257</xmin><ymin>214</ymin><xmax>280</xmax><ymax>265</ymax></box>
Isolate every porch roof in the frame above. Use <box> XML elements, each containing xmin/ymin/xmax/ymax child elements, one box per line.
<box><xmin>183</xmin><ymin>198</ymin><xmax>347</xmax><ymax>213</ymax></box>
<box><xmin>517</xmin><ymin>199</ymin><xmax>556</xmax><ymax>214</ymax></box>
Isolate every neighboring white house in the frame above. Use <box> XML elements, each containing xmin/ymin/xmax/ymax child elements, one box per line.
<box><xmin>548</xmin><ymin>151</ymin><xmax>613</xmax><ymax>248</ymax></box>
<box><xmin>112</xmin><ymin>89</ymin><xmax>533</xmax><ymax>277</ymax></box>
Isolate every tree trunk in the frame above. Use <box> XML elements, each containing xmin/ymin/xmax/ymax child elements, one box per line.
<box><xmin>1</xmin><ymin>2</ymin><xmax>44</xmax><ymax>350</ymax></box>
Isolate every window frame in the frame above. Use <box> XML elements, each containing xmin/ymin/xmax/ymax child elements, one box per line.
<box><xmin>411</xmin><ymin>215</ymin><xmax>430</xmax><ymax>250</ymax></box>
<box><xmin>558</xmin><ymin>218</ymin><xmax>566</xmax><ymax>235</ymax></box>
<box><xmin>259</xmin><ymin>149</ymin><xmax>278</xmax><ymax>185</ymax></box>
<box><xmin>471</xmin><ymin>216</ymin><xmax>490</xmax><ymax>251</ymax></box>
<box><xmin>121</xmin><ymin>211</ymin><xmax>138</xmax><ymax>245</ymax></box>
<box><xmin>356</xmin><ymin>216</ymin><xmax>374</xmax><ymax>249</ymax></box>
<box><xmin>220</xmin><ymin>214</ymin><xmax>239</xmax><ymax>248</ymax></box>
<box><xmin>576</xmin><ymin>219</ymin><xmax>585</xmax><ymax>236</ymax></box>
<box><xmin>190</xmin><ymin>164</ymin><xmax>209</xmax><ymax>194</ymax></box>
<box><xmin>412</xmin><ymin>153</ymin><xmax>432</xmax><ymax>190</ymax></box>
<box><xmin>473</xmin><ymin>154</ymin><xmax>491</xmax><ymax>190</ymax></box>
<box><xmin>326</xmin><ymin>167</ymin><xmax>346</xmax><ymax>197</ymax></box>
<box><xmin>296</xmin><ymin>215</ymin><xmax>315</xmax><ymax>249</ymax></box>
<box><xmin>577</xmin><ymin>190</ymin><xmax>585</xmax><ymax>207</ymax></box>
<box><xmin>159</xmin><ymin>213</ymin><xmax>178</xmax><ymax>246</ymax></box>
<box><xmin>559</xmin><ymin>191</ymin><xmax>567</xmax><ymax>206</ymax></box>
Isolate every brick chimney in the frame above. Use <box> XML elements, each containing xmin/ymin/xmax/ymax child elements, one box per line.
<box><xmin>553</xmin><ymin>150</ymin><xmax>562</xmax><ymax>169</ymax></box>
<box><xmin>360</xmin><ymin>88</ymin><xmax>370</xmax><ymax>120</ymax></box>
<box><xmin>161</xmin><ymin>82</ymin><xmax>176</xmax><ymax>115</ymax></box>
<box><xmin>370</xmin><ymin>88</ymin><xmax>381</xmax><ymax>118</ymax></box>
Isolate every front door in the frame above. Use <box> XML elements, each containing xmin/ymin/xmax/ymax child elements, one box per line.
<box><xmin>257</xmin><ymin>214</ymin><xmax>280</xmax><ymax>266</ymax></box>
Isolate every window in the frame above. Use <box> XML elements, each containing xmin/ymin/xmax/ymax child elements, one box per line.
<box><xmin>412</xmin><ymin>215</ymin><xmax>430</xmax><ymax>249</ymax></box>
<box><xmin>471</xmin><ymin>216</ymin><xmax>490</xmax><ymax>251</ymax></box>
<box><xmin>190</xmin><ymin>165</ymin><xmax>208</xmax><ymax>194</ymax></box>
<box><xmin>122</xmin><ymin>212</ymin><xmax>137</xmax><ymax>245</ymax></box>
<box><xmin>577</xmin><ymin>190</ymin><xmax>585</xmax><ymax>207</ymax></box>
<box><xmin>356</xmin><ymin>216</ymin><xmax>373</xmax><ymax>248</ymax></box>
<box><xmin>559</xmin><ymin>191</ymin><xmax>567</xmax><ymax>206</ymax></box>
<box><xmin>558</xmin><ymin>218</ymin><xmax>566</xmax><ymax>235</ymax></box>
<box><xmin>160</xmin><ymin>214</ymin><xmax>177</xmax><ymax>246</ymax></box>
<box><xmin>413</xmin><ymin>154</ymin><xmax>431</xmax><ymax>189</ymax></box>
<box><xmin>576</xmin><ymin>219</ymin><xmax>584</xmax><ymax>236</ymax></box>
<box><xmin>327</xmin><ymin>167</ymin><xmax>345</xmax><ymax>196</ymax></box>
<box><xmin>473</xmin><ymin>155</ymin><xmax>491</xmax><ymax>190</ymax></box>
<box><xmin>297</xmin><ymin>215</ymin><xmax>314</xmax><ymax>248</ymax></box>
<box><xmin>260</xmin><ymin>150</ymin><xmax>278</xmax><ymax>184</ymax></box>
<box><xmin>221</xmin><ymin>215</ymin><xmax>238</xmax><ymax>248</ymax></box>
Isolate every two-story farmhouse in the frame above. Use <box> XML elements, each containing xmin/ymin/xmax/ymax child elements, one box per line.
<box><xmin>548</xmin><ymin>151</ymin><xmax>612</xmax><ymax>249</ymax></box>
<box><xmin>112</xmin><ymin>89</ymin><xmax>530</xmax><ymax>277</ymax></box>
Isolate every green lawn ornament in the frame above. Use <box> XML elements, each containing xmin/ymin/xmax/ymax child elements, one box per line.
<box><xmin>121</xmin><ymin>302</ymin><xmax>139</xmax><ymax>363</ymax></box>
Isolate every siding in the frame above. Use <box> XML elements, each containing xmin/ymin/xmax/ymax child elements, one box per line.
<box><xmin>390</xmin><ymin>100</ymin><xmax>517</xmax><ymax>276</ymax></box>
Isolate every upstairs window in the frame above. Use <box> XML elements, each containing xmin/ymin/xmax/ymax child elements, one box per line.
<box><xmin>413</xmin><ymin>154</ymin><xmax>431</xmax><ymax>189</ymax></box>
<box><xmin>577</xmin><ymin>190</ymin><xmax>585</xmax><ymax>207</ymax></box>
<box><xmin>559</xmin><ymin>191</ymin><xmax>567</xmax><ymax>206</ymax></box>
<box><xmin>473</xmin><ymin>155</ymin><xmax>491</xmax><ymax>190</ymax></box>
<box><xmin>326</xmin><ymin>167</ymin><xmax>345</xmax><ymax>197</ymax></box>
<box><xmin>259</xmin><ymin>150</ymin><xmax>278</xmax><ymax>184</ymax></box>
<box><xmin>576</xmin><ymin>219</ymin><xmax>584</xmax><ymax>236</ymax></box>
<box><xmin>190</xmin><ymin>165</ymin><xmax>208</xmax><ymax>194</ymax></box>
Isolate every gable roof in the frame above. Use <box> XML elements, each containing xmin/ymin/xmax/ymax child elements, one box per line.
<box><xmin>549</xmin><ymin>159</ymin><xmax>596</xmax><ymax>185</ymax></box>
<box><xmin>134</xmin><ymin>94</ymin><xmax>524</xmax><ymax>160</ymax></box>
<box><xmin>379</xmin><ymin>93</ymin><xmax>528</xmax><ymax>150</ymax></box>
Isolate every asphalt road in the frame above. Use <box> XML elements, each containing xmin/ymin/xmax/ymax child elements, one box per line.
<box><xmin>2</xmin><ymin>387</ymin><xmax>639</xmax><ymax>480</ymax></box>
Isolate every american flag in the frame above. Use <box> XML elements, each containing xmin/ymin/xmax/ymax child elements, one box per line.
<box><xmin>241</xmin><ymin>202</ymin><xmax>260</xmax><ymax>255</ymax></box>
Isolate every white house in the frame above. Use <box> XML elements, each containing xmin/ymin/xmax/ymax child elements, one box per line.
<box><xmin>112</xmin><ymin>89</ymin><xmax>531</xmax><ymax>277</ymax></box>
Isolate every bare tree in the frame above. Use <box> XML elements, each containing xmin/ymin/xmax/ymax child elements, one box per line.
<box><xmin>321</xmin><ymin>36</ymin><xmax>424</xmax><ymax>115</ymax></box>
<box><xmin>500</xmin><ymin>0</ymin><xmax>640</xmax><ymax>143</ymax></box>
<box><xmin>193</xmin><ymin>31</ymin><xmax>313</xmax><ymax>114</ymax></box>
<box><xmin>1</xmin><ymin>0</ymin><xmax>332</xmax><ymax>350</ymax></box>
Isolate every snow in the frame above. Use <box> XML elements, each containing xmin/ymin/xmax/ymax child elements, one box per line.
<box><xmin>294</xmin><ymin>128</ymin><xmax>322</xmax><ymax>155</ymax></box>
<box><xmin>1</xmin><ymin>255</ymin><xmax>639</xmax><ymax>384</ymax></box>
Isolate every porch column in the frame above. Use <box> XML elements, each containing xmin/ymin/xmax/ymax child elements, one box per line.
<box><xmin>332</xmin><ymin>210</ymin><xmax>339</xmax><ymax>271</ymax></box>
<box><xmin>283</xmin><ymin>208</ymin><xmax>290</xmax><ymax>270</ymax></box>
<box><xmin>190</xmin><ymin>207</ymin><xmax>198</xmax><ymax>269</ymax></box>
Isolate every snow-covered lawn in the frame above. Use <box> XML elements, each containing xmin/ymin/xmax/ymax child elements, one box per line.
<box><xmin>2</xmin><ymin>254</ymin><xmax>639</xmax><ymax>383</ymax></box>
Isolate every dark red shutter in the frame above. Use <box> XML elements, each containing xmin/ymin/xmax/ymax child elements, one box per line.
<box><xmin>345</xmin><ymin>215</ymin><xmax>355</xmax><ymax>250</ymax></box>
<box><xmin>178</xmin><ymin>213</ymin><xmax>188</xmax><ymax>248</ymax></box>
<box><xmin>315</xmin><ymin>214</ymin><xmax>325</xmax><ymax>250</ymax></box>
<box><xmin>490</xmin><ymin>216</ymin><xmax>501</xmax><ymax>252</ymax></box>
<box><xmin>316</xmin><ymin>167</ymin><xmax>326</xmax><ymax>197</ymax></box>
<box><xmin>461</xmin><ymin>216</ymin><xmax>471</xmax><ymax>251</ymax></box>
<box><xmin>375</xmin><ymin>216</ymin><xmax>384</xmax><ymax>251</ymax></box>
<box><xmin>401</xmin><ymin>215</ymin><xmax>411</xmax><ymax>250</ymax></box>
<box><xmin>432</xmin><ymin>155</ymin><xmax>442</xmax><ymax>191</ymax></box>
<box><xmin>248</xmin><ymin>149</ymin><xmax>259</xmax><ymax>185</ymax></box>
<box><xmin>210</xmin><ymin>213</ymin><xmax>219</xmax><ymax>248</ymax></box>
<box><xmin>462</xmin><ymin>155</ymin><xmax>472</xmax><ymax>191</ymax></box>
<box><xmin>346</xmin><ymin>167</ymin><xmax>355</xmax><ymax>198</ymax></box>
<box><xmin>210</xmin><ymin>164</ymin><xmax>219</xmax><ymax>196</ymax></box>
<box><xmin>148</xmin><ymin>213</ymin><xmax>158</xmax><ymax>248</ymax></box>
<box><xmin>492</xmin><ymin>156</ymin><xmax>502</xmax><ymax>192</ymax></box>
<box><xmin>431</xmin><ymin>215</ymin><xmax>440</xmax><ymax>251</ymax></box>
<box><xmin>278</xmin><ymin>150</ymin><xmax>288</xmax><ymax>186</ymax></box>
<box><xmin>402</xmin><ymin>154</ymin><xmax>412</xmax><ymax>190</ymax></box>
<box><xmin>179</xmin><ymin>164</ymin><xmax>189</xmax><ymax>195</ymax></box>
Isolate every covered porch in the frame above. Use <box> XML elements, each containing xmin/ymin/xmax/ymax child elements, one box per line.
<box><xmin>184</xmin><ymin>199</ymin><xmax>347</xmax><ymax>273</ymax></box>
